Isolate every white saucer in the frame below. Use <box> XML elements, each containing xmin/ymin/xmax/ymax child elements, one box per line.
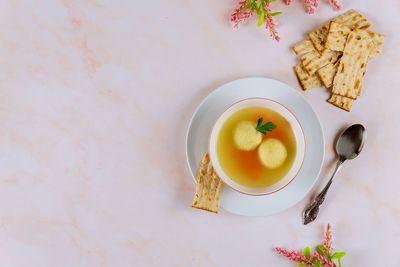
<box><xmin>186</xmin><ymin>77</ymin><xmax>324</xmax><ymax>216</ymax></box>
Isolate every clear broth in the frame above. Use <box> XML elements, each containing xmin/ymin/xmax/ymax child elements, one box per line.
<box><xmin>216</xmin><ymin>106</ymin><xmax>297</xmax><ymax>188</ymax></box>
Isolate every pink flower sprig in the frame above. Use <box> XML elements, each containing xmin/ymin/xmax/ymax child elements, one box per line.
<box><xmin>263</xmin><ymin>2</ymin><xmax>280</xmax><ymax>41</ymax></box>
<box><xmin>285</xmin><ymin>0</ymin><xmax>341</xmax><ymax>14</ymax></box>
<box><xmin>230</xmin><ymin>0</ymin><xmax>282</xmax><ymax>41</ymax></box>
<box><xmin>329</xmin><ymin>0</ymin><xmax>341</xmax><ymax>11</ymax></box>
<box><xmin>324</xmin><ymin>223</ymin><xmax>333</xmax><ymax>255</ymax></box>
<box><xmin>304</xmin><ymin>0</ymin><xmax>318</xmax><ymax>14</ymax></box>
<box><xmin>231</xmin><ymin>0</ymin><xmax>341</xmax><ymax>40</ymax></box>
<box><xmin>230</xmin><ymin>0</ymin><xmax>253</xmax><ymax>28</ymax></box>
<box><xmin>275</xmin><ymin>247</ymin><xmax>315</xmax><ymax>266</ymax></box>
<box><xmin>313</xmin><ymin>251</ymin><xmax>336</xmax><ymax>267</ymax></box>
<box><xmin>275</xmin><ymin>224</ymin><xmax>346</xmax><ymax>267</ymax></box>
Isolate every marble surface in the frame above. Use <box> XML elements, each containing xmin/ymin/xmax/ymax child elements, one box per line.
<box><xmin>1</xmin><ymin>1</ymin><xmax>400</xmax><ymax>266</ymax></box>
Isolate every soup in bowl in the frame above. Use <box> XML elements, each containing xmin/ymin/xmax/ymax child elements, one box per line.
<box><xmin>209</xmin><ymin>98</ymin><xmax>305</xmax><ymax>196</ymax></box>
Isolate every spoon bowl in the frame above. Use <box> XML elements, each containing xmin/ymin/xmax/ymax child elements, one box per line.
<box><xmin>336</xmin><ymin>124</ymin><xmax>366</xmax><ymax>160</ymax></box>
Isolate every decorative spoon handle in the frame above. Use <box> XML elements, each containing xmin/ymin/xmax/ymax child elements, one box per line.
<box><xmin>303</xmin><ymin>159</ymin><xmax>344</xmax><ymax>225</ymax></box>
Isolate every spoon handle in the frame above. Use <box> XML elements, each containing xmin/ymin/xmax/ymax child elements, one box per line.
<box><xmin>303</xmin><ymin>159</ymin><xmax>344</xmax><ymax>225</ymax></box>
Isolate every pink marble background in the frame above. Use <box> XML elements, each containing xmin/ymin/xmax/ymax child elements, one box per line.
<box><xmin>1</xmin><ymin>0</ymin><xmax>400</xmax><ymax>266</ymax></box>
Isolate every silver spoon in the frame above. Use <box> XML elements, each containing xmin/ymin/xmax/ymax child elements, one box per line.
<box><xmin>303</xmin><ymin>124</ymin><xmax>366</xmax><ymax>225</ymax></box>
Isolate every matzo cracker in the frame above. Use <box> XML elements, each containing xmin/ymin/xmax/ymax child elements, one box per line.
<box><xmin>328</xmin><ymin>94</ymin><xmax>355</xmax><ymax>111</ymax></box>
<box><xmin>331</xmin><ymin>31</ymin><xmax>372</xmax><ymax>99</ymax></box>
<box><xmin>317</xmin><ymin>61</ymin><xmax>339</xmax><ymax>88</ymax></box>
<box><xmin>293</xmin><ymin>39</ymin><xmax>315</xmax><ymax>55</ymax></box>
<box><xmin>325</xmin><ymin>22</ymin><xmax>386</xmax><ymax>59</ymax></box>
<box><xmin>308</xmin><ymin>10</ymin><xmax>371</xmax><ymax>54</ymax></box>
<box><xmin>301</xmin><ymin>49</ymin><xmax>341</xmax><ymax>75</ymax></box>
<box><xmin>192</xmin><ymin>153</ymin><xmax>224</xmax><ymax>213</ymax></box>
<box><xmin>294</xmin><ymin>64</ymin><xmax>321</xmax><ymax>91</ymax></box>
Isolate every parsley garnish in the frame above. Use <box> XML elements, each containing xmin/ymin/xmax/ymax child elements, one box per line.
<box><xmin>256</xmin><ymin>117</ymin><xmax>276</xmax><ymax>135</ymax></box>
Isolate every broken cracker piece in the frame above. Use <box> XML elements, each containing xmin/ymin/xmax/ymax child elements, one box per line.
<box><xmin>366</xmin><ymin>31</ymin><xmax>386</xmax><ymax>59</ymax></box>
<box><xmin>308</xmin><ymin>23</ymin><xmax>331</xmax><ymax>55</ymax></box>
<box><xmin>317</xmin><ymin>61</ymin><xmax>339</xmax><ymax>88</ymax></box>
<box><xmin>192</xmin><ymin>153</ymin><xmax>224</xmax><ymax>213</ymax></box>
<box><xmin>294</xmin><ymin>64</ymin><xmax>321</xmax><ymax>91</ymax></box>
<box><xmin>331</xmin><ymin>31</ymin><xmax>372</xmax><ymax>99</ymax></box>
<box><xmin>328</xmin><ymin>94</ymin><xmax>355</xmax><ymax>112</ymax></box>
<box><xmin>325</xmin><ymin>22</ymin><xmax>351</xmax><ymax>52</ymax></box>
<box><xmin>308</xmin><ymin>9</ymin><xmax>371</xmax><ymax>54</ymax></box>
<box><xmin>293</xmin><ymin>39</ymin><xmax>315</xmax><ymax>55</ymax></box>
<box><xmin>300</xmin><ymin>49</ymin><xmax>341</xmax><ymax>75</ymax></box>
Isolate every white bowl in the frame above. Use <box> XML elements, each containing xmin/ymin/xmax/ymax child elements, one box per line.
<box><xmin>208</xmin><ymin>98</ymin><xmax>306</xmax><ymax>196</ymax></box>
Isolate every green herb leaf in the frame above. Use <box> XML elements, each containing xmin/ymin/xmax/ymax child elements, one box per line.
<box><xmin>267</xmin><ymin>11</ymin><xmax>283</xmax><ymax>16</ymax></box>
<box><xmin>331</xmin><ymin>252</ymin><xmax>346</xmax><ymax>259</ymax></box>
<box><xmin>257</xmin><ymin>118</ymin><xmax>263</xmax><ymax>128</ymax></box>
<box><xmin>265</xmin><ymin>0</ymin><xmax>276</xmax><ymax>2</ymax></box>
<box><xmin>303</xmin><ymin>246</ymin><xmax>311</xmax><ymax>257</ymax></box>
<box><xmin>257</xmin><ymin>11</ymin><xmax>265</xmax><ymax>27</ymax></box>
<box><xmin>298</xmin><ymin>264</ymin><xmax>305</xmax><ymax>267</ymax></box>
<box><xmin>255</xmin><ymin>117</ymin><xmax>276</xmax><ymax>135</ymax></box>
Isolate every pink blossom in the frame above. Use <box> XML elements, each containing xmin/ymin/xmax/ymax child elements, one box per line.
<box><xmin>304</xmin><ymin>0</ymin><xmax>318</xmax><ymax>14</ymax></box>
<box><xmin>230</xmin><ymin>0</ymin><xmax>252</xmax><ymax>27</ymax></box>
<box><xmin>286</xmin><ymin>0</ymin><xmax>339</xmax><ymax>13</ymax></box>
<box><xmin>313</xmin><ymin>251</ymin><xmax>336</xmax><ymax>267</ymax></box>
<box><xmin>329</xmin><ymin>0</ymin><xmax>341</xmax><ymax>11</ymax></box>
<box><xmin>275</xmin><ymin>224</ymin><xmax>346</xmax><ymax>266</ymax></box>
<box><xmin>230</xmin><ymin>0</ymin><xmax>280</xmax><ymax>41</ymax></box>
<box><xmin>274</xmin><ymin>247</ymin><xmax>315</xmax><ymax>265</ymax></box>
<box><xmin>324</xmin><ymin>223</ymin><xmax>333</xmax><ymax>255</ymax></box>
<box><xmin>265</xmin><ymin>15</ymin><xmax>280</xmax><ymax>41</ymax></box>
<box><xmin>231</xmin><ymin>0</ymin><xmax>340</xmax><ymax>41</ymax></box>
<box><xmin>263</xmin><ymin>3</ymin><xmax>280</xmax><ymax>41</ymax></box>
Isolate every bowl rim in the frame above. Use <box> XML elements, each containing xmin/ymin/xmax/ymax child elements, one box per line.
<box><xmin>208</xmin><ymin>97</ymin><xmax>306</xmax><ymax>196</ymax></box>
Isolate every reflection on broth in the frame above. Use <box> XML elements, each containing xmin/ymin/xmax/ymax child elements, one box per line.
<box><xmin>216</xmin><ymin>106</ymin><xmax>297</xmax><ymax>188</ymax></box>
